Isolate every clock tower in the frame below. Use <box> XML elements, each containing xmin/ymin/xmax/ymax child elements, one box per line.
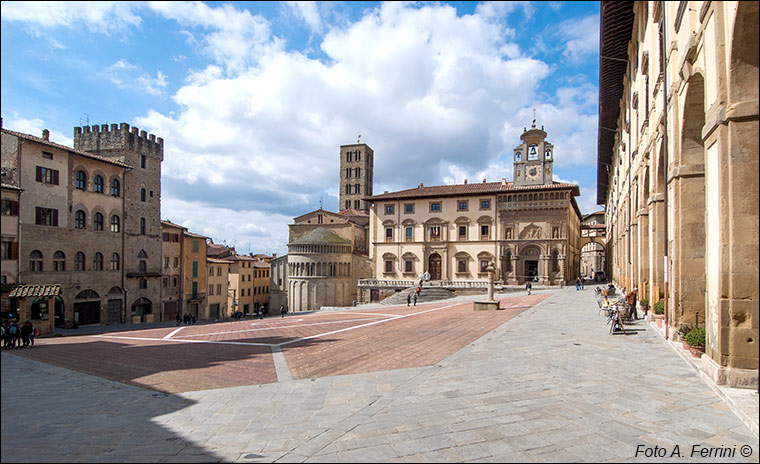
<box><xmin>513</xmin><ymin>117</ymin><xmax>554</xmax><ymax>187</ymax></box>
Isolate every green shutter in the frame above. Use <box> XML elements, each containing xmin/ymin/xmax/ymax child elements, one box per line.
<box><xmin>192</xmin><ymin>260</ymin><xmax>198</xmax><ymax>278</ymax></box>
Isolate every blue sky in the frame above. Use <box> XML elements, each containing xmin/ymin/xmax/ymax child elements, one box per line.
<box><xmin>1</xmin><ymin>1</ymin><xmax>601</xmax><ymax>256</ymax></box>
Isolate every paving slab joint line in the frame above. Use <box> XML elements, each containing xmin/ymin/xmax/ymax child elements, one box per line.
<box><xmin>649</xmin><ymin>319</ymin><xmax>759</xmax><ymax>439</ymax></box>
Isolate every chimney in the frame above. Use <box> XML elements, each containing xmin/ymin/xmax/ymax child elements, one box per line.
<box><xmin>482</xmin><ymin>178</ymin><xmax>486</xmax><ymax>183</ymax></box>
<box><xmin>464</xmin><ymin>179</ymin><xmax>468</xmax><ymax>184</ymax></box>
<box><xmin>272</xmin><ymin>253</ymin><xmax>276</xmax><ymax>258</ymax></box>
<box><xmin>501</xmin><ymin>178</ymin><xmax>507</xmax><ymax>187</ymax></box>
<box><xmin>42</xmin><ymin>129</ymin><xmax>50</xmax><ymax>141</ymax></box>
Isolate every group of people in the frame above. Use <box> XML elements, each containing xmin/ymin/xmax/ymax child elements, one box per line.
<box><xmin>175</xmin><ymin>313</ymin><xmax>197</xmax><ymax>326</ymax></box>
<box><xmin>1</xmin><ymin>320</ymin><xmax>38</xmax><ymax>349</ymax></box>
<box><xmin>575</xmin><ymin>277</ymin><xmax>585</xmax><ymax>291</ymax></box>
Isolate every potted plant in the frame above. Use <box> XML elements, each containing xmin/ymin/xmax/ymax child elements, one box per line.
<box><xmin>639</xmin><ymin>298</ymin><xmax>649</xmax><ymax>316</ymax></box>
<box><xmin>685</xmin><ymin>327</ymin><xmax>706</xmax><ymax>358</ymax></box>
<box><xmin>678</xmin><ymin>324</ymin><xmax>694</xmax><ymax>350</ymax></box>
<box><xmin>652</xmin><ymin>300</ymin><xmax>665</xmax><ymax>327</ymax></box>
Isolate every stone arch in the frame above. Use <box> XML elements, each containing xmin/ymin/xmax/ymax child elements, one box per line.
<box><xmin>729</xmin><ymin>1</ymin><xmax>759</xmax><ymax>104</ymax></box>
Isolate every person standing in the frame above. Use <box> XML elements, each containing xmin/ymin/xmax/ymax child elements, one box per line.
<box><xmin>280</xmin><ymin>305</ymin><xmax>286</xmax><ymax>318</ymax></box>
<box><xmin>413</xmin><ymin>292</ymin><xmax>418</xmax><ymax>306</ymax></box>
<box><xmin>30</xmin><ymin>324</ymin><xmax>38</xmax><ymax>347</ymax></box>
<box><xmin>258</xmin><ymin>307</ymin><xmax>263</xmax><ymax>320</ymax></box>
<box><xmin>176</xmin><ymin>313</ymin><xmax>182</xmax><ymax>326</ymax></box>
<box><xmin>526</xmin><ymin>281</ymin><xmax>532</xmax><ymax>295</ymax></box>
<box><xmin>407</xmin><ymin>293</ymin><xmax>411</xmax><ymax>307</ymax></box>
<box><xmin>575</xmin><ymin>277</ymin><xmax>580</xmax><ymax>291</ymax></box>
<box><xmin>20</xmin><ymin>320</ymin><xmax>33</xmax><ymax>348</ymax></box>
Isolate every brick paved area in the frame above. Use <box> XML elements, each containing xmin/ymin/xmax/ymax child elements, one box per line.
<box><xmin>9</xmin><ymin>294</ymin><xmax>547</xmax><ymax>393</ymax></box>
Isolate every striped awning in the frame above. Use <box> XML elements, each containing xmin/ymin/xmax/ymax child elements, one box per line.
<box><xmin>9</xmin><ymin>284</ymin><xmax>61</xmax><ymax>298</ymax></box>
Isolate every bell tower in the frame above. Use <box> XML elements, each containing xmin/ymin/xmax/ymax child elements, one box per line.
<box><xmin>513</xmin><ymin>115</ymin><xmax>554</xmax><ymax>187</ymax></box>
<box><xmin>339</xmin><ymin>138</ymin><xmax>374</xmax><ymax>212</ymax></box>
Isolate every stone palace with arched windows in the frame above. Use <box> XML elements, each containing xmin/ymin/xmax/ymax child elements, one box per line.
<box><xmin>361</xmin><ymin>123</ymin><xmax>583</xmax><ymax>302</ymax></box>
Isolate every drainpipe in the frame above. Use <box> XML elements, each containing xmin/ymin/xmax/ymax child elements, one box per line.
<box><xmin>661</xmin><ymin>1</ymin><xmax>670</xmax><ymax>340</ymax></box>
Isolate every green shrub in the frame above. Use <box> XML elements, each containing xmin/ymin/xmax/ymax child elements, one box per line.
<box><xmin>678</xmin><ymin>323</ymin><xmax>694</xmax><ymax>336</ymax></box>
<box><xmin>653</xmin><ymin>300</ymin><xmax>665</xmax><ymax>315</ymax></box>
<box><xmin>639</xmin><ymin>298</ymin><xmax>649</xmax><ymax>308</ymax></box>
<box><xmin>685</xmin><ymin>328</ymin><xmax>706</xmax><ymax>347</ymax></box>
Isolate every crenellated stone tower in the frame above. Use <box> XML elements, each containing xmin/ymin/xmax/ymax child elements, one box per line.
<box><xmin>339</xmin><ymin>143</ymin><xmax>374</xmax><ymax>212</ymax></box>
<box><xmin>74</xmin><ymin>123</ymin><xmax>164</xmax><ymax>320</ymax></box>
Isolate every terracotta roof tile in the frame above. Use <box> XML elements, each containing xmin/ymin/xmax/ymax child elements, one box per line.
<box><xmin>365</xmin><ymin>181</ymin><xmax>580</xmax><ymax>201</ymax></box>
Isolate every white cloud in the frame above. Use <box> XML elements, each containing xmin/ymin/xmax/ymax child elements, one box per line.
<box><xmin>0</xmin><ymin>1</ymin><xmax>143</xmax><ymax>34</ymax></box>
<box><xmin>3</xmin><ymin>113</ymin><xmax>72</xmax><ymax>147</ymax></box>
<box><xmin>105</xmin><ymin>59</ymin><xmax>167</xmax><ymax>96</ymax></box>
<box><xmin>283</xmin><ymin>1</ymin><xmax>323</xmax><ymax>34</ymax></box>
<box><xmin>558</xmin><ymin>14</ymin><xmax>600</xmax><ymax>64</ymax></box>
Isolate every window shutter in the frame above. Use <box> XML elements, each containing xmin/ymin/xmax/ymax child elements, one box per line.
<box><xmin>11</xmin><ymin>201</ymin><xmax>19</xmax><ymax>216</ymax></box>
<box><xmin>53</xmin><ymin>170</ymin><xmax>59</xmax><ymax>185</ymax></box>
<box><xmin>35</xmin><ymin>207</ymin><xmax>42</xmax><ymax>224</ymax></box>
<box><xmin>36</xmin><ymin>166</ymin><xmax>42</xmax><ymax>182</ymax></box>
<box><xmin>52</xmin><ymin>209</ymin><xmax>58</xmax><ymax>226</ymax></box>
<box><xmin>11</xmin><ymin>242</ymin><xmax>19</xmax><ymax>260</ymax></box>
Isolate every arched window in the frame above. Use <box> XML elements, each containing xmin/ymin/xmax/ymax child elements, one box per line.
<box><xmin>552</xmin><ymin>250</ymin><xmax>559</xmax><ymax>273</ymax></box>
<box><xmin>94</xmin><ymin>212</ymin><xmax>104</xmax><ymax>231</ymax></box>
<box><xmin>140</xmin><ymin>217</ymin><xmax>146</xmax><ymax>235</ymax></box>
<box><xmin>93</xmin><ymin>175</ymin><xmax>104</xmax><ymax>193</ymax></box>
<box><xmin>75</xmin><ymin>251</ymin><xmax>86</xmax><ymax>271</ymax></box>
<box><xmin>140</xmin><ymin>188</ymin><xmax>146</xmax><ymax>202</ymax></box>
<box><xmin>53</xmin><ymin>250</ymin><xmax>66</xmax><ymax>271</ymax></box>
<box><xmin>75</xmin><ymin>170</ymin><xmax>87</xmax><ymax>190</ymax></box>
<box><xmin>29</xmin><ymin>250</ymin><xmax>43</xmax><ymax>272</ymax></box>
<box><xmin>111</xmin><ymin>215</ymin><xmax>120</xmax><ymax>232</ymax></box>
<box><xmin>75</xmin><ymin>210</ymin><xmax>86</xmax><ymax>229</ymax></box>
<box><xmin>111</xmin><ymin>253</ymin><xmax>120</xmax><ymax>270</ymax></box>
<box><xmin>110</xmin><ymin>178</ymin><xmax>120</xmax><ymax>197</ymax></box>
<box><xmin>138</xmin><ymin>250</ymin><xmax>147</xmax><ymax>273</ymax></box>
<box><xmin>93</xmin><ymin>252</ymin><xmax>103</xmax><ymax>271</ymax></box>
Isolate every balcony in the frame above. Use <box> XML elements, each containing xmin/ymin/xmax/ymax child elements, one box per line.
<box><xmin>185</xmin><ymin>292</ymin><xmax>206</xmax><ymax>301</ymax></box>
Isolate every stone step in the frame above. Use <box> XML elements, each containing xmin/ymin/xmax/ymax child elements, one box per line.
<box><xmin>380</xmin><ymin>287</ymin><xmax>455</xmax><ymax>305</ymax></box>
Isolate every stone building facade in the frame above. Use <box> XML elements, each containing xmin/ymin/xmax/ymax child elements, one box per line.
<box><xmin>1</xmin><ymin>183</ymin><xmax>21</xmax><ymax>315</ymax></box>
<box><xmin>207</xmin><ymin>257</ymin><xmax>232</xmax><ymax>319</ymax></box>
<box><xmin>161</xmin><ymin>220</ymin><xmax>185</xmax><ymax>322</ymax></box>
<box><xmin>598</xmin><ymin>1</ymin><xmax>758</xmax><ymax>387</ymax></box>
<box><xmin>183</xmin><ymin>231</ymin><xmax>208</xmax><ymax>320</ymax></box>
<box><xmin>363</xmin><ymin>123</ymin><xmax>582</xmax><ymax>301</ymax></box>
<box><xmin>74</xmin><ymin>123</ymin><xmax>163</xmax><ymax>323</ymax></box>
<box><xmin>1</xmin><ymin>126</ymin><xmax>131</xmax><ymax>327</ymax></box>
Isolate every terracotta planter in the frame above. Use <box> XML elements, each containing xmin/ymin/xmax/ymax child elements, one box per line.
<box><xmin>688</xmin><ymin>344</ymin><xmax>705</xmax><ymax>358</ymax></box>
<box><xmin>682</xmin><ymin>339</ymin><xmax>690</xmax><ymax>350</ymax></box>
<box><xmin>655</xmin><ymin>314</ymin><xmax>664</xmax><ymax>328</ymax></box>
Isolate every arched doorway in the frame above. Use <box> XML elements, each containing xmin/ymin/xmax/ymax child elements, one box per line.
<box><xmin>74</xmin><ymin>290</ymin><xmax>101</xmax><ymax>326</ymax></box>
<box><xmin>428</xmin><ymin>253</ymin><xmax>442</xmax><ymax>281</ymax></box>
<box><xmin>521</xmin><ymin>245</ymin><xmax>541</xmax><ymax>282</ymax></box>
<box><xmin>131</xmin><ymin>297</ymin><xmax>152</xmax><ymax>323</ymax></box>
<box><xmin>580</xmin><ymin>241</ymin><xmax>606</xmax><ymax>280</ymax></box>
<box><xmin>107</xmin><ymin>287</ymin><xmax>123</xmax><ymax>324</ymax></box>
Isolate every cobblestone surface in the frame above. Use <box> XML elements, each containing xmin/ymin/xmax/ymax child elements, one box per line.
<box><xmin>2</xmin><ymin>286</ymin><xmax>757</xmax><ymax>463</ymax></box>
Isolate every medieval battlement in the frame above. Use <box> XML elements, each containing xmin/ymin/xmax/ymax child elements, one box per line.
<box><xmin>73</xmin><ymin>122</ymin><xmax>164</xmax><ymax>159</ymax></box>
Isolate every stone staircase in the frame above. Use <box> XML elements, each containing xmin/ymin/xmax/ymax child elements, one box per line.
<box><xmin>380</xmin><ymin>286</ymin><xmax>456</xmax><ymax>305</ymax></box>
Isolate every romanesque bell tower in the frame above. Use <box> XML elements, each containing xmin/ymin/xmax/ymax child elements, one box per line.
<box><xmin>339</xmin><ymin>141</ymin><xmax>373</xmax><ymax>212</ymax></box>
<box><xmin>513</xmin><ymin>118</ymin><xmax>554</xmax><ymax>187</ymax></box>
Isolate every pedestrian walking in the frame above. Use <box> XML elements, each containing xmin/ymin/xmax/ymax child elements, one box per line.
<box><xmin>416</xmin><ymin>286</ymin><xmax>421</xmax><ymax>297</ymax></box>
<box><xmin>30</xmin><ymin>324</ymin><xmax>38</xmax><ymax>347</ymax></box>
<box><xmin>413</xmin><ymin>292</ymin><xmax>418</xmax><ymax>306</ymax></box>
<box><xmin>191</xmin><ymin>315</ymin><xmax>197</xmax><ymax>324</ymax></box>
<box><xmin>575</xmin><ymin>278</ymin><xmax>580</xmax><ymax>291</ymax></box>
<box><xmin>258</xmin><ymin>307</ymin><xmax>263</xmax><ymax>320</ymax></box>
<box><xmin>280</xmin><ymin>305</ymin><xmax>286</xmax><ymax>318</ymax></box>
<box><xmin>8</xmin><ymin>321</ymin><xmax>19</xmax><ymax>348</ymax></box>
<box><xmin>176</xmin><ymin>313</ymin><xmax>182</xmax><ymax>326</ymax></box>
<box><xmin>20</xmin><ymin>320</ymin><xmax>33</xmax><ymax>348</ymax></box>
<box><xmin>526</xmin><ymin>281</ymin><xmax>532</xmax><ymax>295</ymax></box>
<box><xmin>407</xmin><ymin>293</ymin><xmax>411</xmax><ymax>307</ymax></box>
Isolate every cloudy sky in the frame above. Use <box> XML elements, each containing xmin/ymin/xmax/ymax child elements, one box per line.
<box><xmin>1</xmin><ymin>1</ymin><xmax>601</xmax><ymax>256</ymax></box>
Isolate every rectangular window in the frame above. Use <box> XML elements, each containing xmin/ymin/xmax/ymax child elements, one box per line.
<box><xmin>36</xmin><ymin>166</ymin><xmax>59</xmax><ymax>185</ymax></box>
<box><xmin>481</xmin><ymin>224</ymin><xmax>489</xmax><ymax>238</ymax></box>
<box><xmin>216</xmin><ymin>284</ymin><xmax>221</xmax><ymax>294</ymax></box>
<box><xmin>35</xmin><ymin>207</ymin><xmax>58</xmax><ymax>226</ymax></box>
<box><xmin>208</xmin><ymin>285</ymin><xmax>214</xmax><ymax>296</ymax></box>
<box><xmin>192</xmin><ymin>260</ymin><xmax>198</xmax><ymax>278</ymax></box>
<box><xmin>384</xmin><ymin>260</ymin><xmax>393</xmax><ymax>273</ymax></box>
<box><xmin>192</xmin><ymin>240</ymin><xmax>199</xmax><ymax>252</ymax></box>
<box><xmin>141</xmin><ymin>155</ymin><xmax>146</xmax><ymax>169</ymax></box>
<box><xmin>480</xmin><ymin>199</ymin><xmax>490</xmax><ymax>210</ymax></box>
<box><xmin>174</xmin><ymin>257</ymin><xmax>179</xmax><ymax>267</ymax></box>
<box><xmin>1</xmin><ymin>240</ymin><xmax>18</xmax><ymax>260</ymax></box>
<box><xmin>173</xmin><ymin>276</ymin><xmax>178</xmax><ymax>287</ymax></box>
<box><xmin>163</xmin><ymin>233</ymin><xmax>170</xmax><ymax>242</ymax></box>
<box><xmin>404</xmin><ymin>203</ymin><xmax>414</xmax><ymax>214</ymax></box>
<box><xmin>165</xmin><ymin>257</ymin><xmax>170</xmax><ymax>268</ymax></box>
<box><xmin>385</xmin><ymin>204</ymin><xmax>394</xmax><ymax>215</ymax></box>
<box><xmin>1</xmin><ymin>199</ymin><xmax>19</xmax><ymax>216</ymax></box>
<box><xmin>457</xmin><ymin>201</ymin><xmax>468</xmax><ymax>211</ymax></box>
<box><xmin>404</xmin><ymin>260</ymin><xmax>413</xmax><ymax>273</ymax></box>
<box><xmin>458</xmin><ymin>259</ymin><xmax>467</xmax><ymax>273</ymax></box>
<box><xmin>140</xmin><ymin>218</ymin><xmax>146</xmax><ymax>235</ymax></box>
<box><xmin>405</xmin><ymin>227</ymin><xmax>413</xmax><ymax>241</ymax></box>
<box><xmin>385</xmin><ymin>227</ymin><xmax>393</xmax><ymax>241</ymax></box>
<box><xmin>42</xmin><ymin>151</ymin><xmax>53</xmax><ymax>159</ymax></box>
<box><xmin>430</xmin><ymin>202</ymin><xmax>441</xmax><ymax>212</ymax></box>
<box><xmin>429</xmin><ymin>225</ymin><xmax>441</xmax><ymax>241</ymax></box>
<box><xmin>192</xmin><ymin>281</ymin><xmax>198</xmax><ymax>296</ymax></box>
<box><xmin>480</xmin><ymin>260</ymin><xmax>489</xmax><ymax>273</ymax></box>
<box><xmin>163</xmin><ymin>278</ymin><xmax>168</xmax><ymax>288</ymax></box>
<box><xmin>506</xmin><ymin>228</ymin><xmax>513</xmax><ymax>240</ymax></box>
<box><xmin>346</xmin><ymin>168</ymin><xmax>351</xmax><ymax>178</ymax></box>
<box><xmin>459</xmin><ymin>225</ymin><xmax>467</xmax><ymax>239</ymax></box>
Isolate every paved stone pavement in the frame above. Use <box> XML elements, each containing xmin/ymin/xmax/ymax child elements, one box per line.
<box><xmin>2</xmin><ymin>285</ymin><xmax>758</xmax><ymax>463</ymax></box>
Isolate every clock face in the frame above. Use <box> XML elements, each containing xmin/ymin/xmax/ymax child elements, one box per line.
<box><xmin>528</xmin><ymin>144</ymin><xmax>539</xmax><ymax>161</ymax></box>
<box><xmin>527</xmin><ymin>167</ymin><xmax>540</xmax><ymax>181</ymax></box>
